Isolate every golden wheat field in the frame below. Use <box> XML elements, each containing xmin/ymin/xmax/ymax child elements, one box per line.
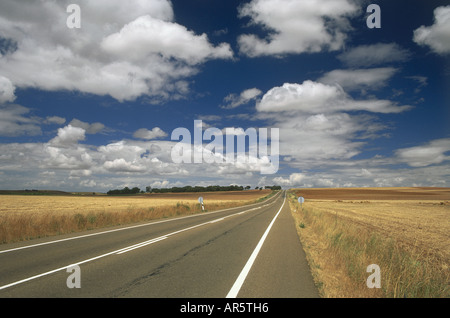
<box><xmin>0</xmin><ymin>190</ymin><xmax>270</xmax><ymax>215</ymax></box>
<box><xmin>294</xmin><ymin>187</ymin><xmax>450</xmax><ymax>262</ymax></box>
<box><xmin>0</xmin><ymin>190</ymin><xmax>271</xmax><ymax>244</ymax></box>
<box><xmin>290</xmin><ymin>187</ymin><xmax>450</xmax><ymax>297</ymax></box>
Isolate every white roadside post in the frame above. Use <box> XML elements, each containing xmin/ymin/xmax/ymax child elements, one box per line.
<box><xmin>298</xmin><ymin>196</ymin><xmax>305</xmax><ymax>210</ymax></box>
<box><xmin>198</xmin><ymin>196</ymin><xmax>204</xmax><ymax>211</ymax></box>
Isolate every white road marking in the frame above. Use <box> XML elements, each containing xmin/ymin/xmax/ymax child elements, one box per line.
<box><xmin>0</xmin><ymin>194</ymin><xmax>282</xmax><ymax>291</ymax></box>
<box><xmin>226</xmin><ymin>193</ymin><xmax>286</xmax><ymax>298</ymax></box>
<box><xmin>0</xmin><ymin>192</ymin><xmax>281</xmax><ymax>255</ymax></box>
<box><xmin>209</xmin><ymin>217</ymin><xmax>225</xmax><ymax>223</ymax></box>
<box><xmin>116</xmin><ymin>236</ymin><xmax>168</xmax><ymax>255</ymax></box>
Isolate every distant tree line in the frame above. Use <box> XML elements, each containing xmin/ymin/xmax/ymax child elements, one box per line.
<box><xmin>106</xmin><ymin>185</ymin><xmax>281</xmax><ymax>195</ymax></box>
<box><xmin>106</xmin><ymin>187</ymin><xmax>142</xmax><ymax>195</ymax></box>
<box><xmin>263</xmin><ymin>185</ymin><xmax>282</xmax><ymax>190</ymax></box>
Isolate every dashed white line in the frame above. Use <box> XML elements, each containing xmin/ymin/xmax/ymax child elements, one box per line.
<box><xmin>0</xmin><ymin>195</ymin><xmax>281</xmax><ymax>292</ymax></box>
<box><xmin>116</xmin><ymin>236</ymin><xmax>168</xmax><ymax>255</ymax></box>
<box><xmin>209</xmin><ymin>217</ymin><xmax>225</xmax><ymax>224</ymax></box>
<box><xmin>0</xmin><ymin>192</ymin><xmax>281</xmax><ymax>255</ymax></box>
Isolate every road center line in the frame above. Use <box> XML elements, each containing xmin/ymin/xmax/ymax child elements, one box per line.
<box><xmin>0</xmin><ymin>192</ymin><xmax>281</xmax><ymax>255</ymax></box>
<box><xmin>116</xmin><ymin>236</ymin><xmax>168</xmax><ymax>255</ymax></box>
<box><xmin>226</xmin><ymin>192</ymin><xmax>286</xmax><ymax>298</ymax></box>
<box><xmin>0</xmin><ymin>196</ymin><xmax>281</xmax><ymax>291</ymax></box>
<box><xmin>209</xmin><ymin>218</ymin><xmax>225</xmax><ymax>224</ymax></box>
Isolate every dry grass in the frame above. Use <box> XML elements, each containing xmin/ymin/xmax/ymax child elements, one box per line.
<box><xmin>289</xmin><ymin>187</ymin><xmax>450</xmax><ymax>298</ymax></box>
<box><xmin>0</xmin><ymin>190</ymin><xmax>271</xmax><ymax>244</ymax></box>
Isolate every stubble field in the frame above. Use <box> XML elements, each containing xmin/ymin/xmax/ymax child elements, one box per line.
<box><xmin>289</xmin><ymin>187</ymin><xmax>449</xmax><ymax>298</ymax></box>
<box><xmin>0</xmin><ymin>190</ymin><xmax>272</xmax><ymax>244</ymax></box>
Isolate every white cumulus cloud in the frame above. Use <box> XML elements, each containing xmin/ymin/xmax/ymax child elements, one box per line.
<box><xmin>48</xmin><ymin>125</ymin><xmax>86</xmax><ymax>147</ymax></box>
<box><xmin>0</xmin><ymin>0</ymin><xmax>233</xmax><ymax>102</ymax></box>
<box><xmin>133</xmin><ymin>127</ymin><xmax>168</xmax><ymax>140</ymax></box>
<box><xmin>273</xmin><ymin>173</ymin><xmax>306</xmax><ymax>186</ymax></box>
<box><xmin>254</xmin><ymin>79</ymin><xmax>412</xmax><ymax>170</ymax></box>
<box><xmin>257</xmin><ymin>81</ymin><xmax>411</xmax><ymax>114</ymax></box>
<box><xmin>237</xmin><ymin>0</ymin><xmax>358</xmax><ymax>57</ymax></box>
<box><xmin>413</xmin><ymin>5</ymin><xmax>450</xmax><ymax>55</ymax></box>
<box><xmin>103</xmin><ymin>158</ymin><xmax>146</xmax><ymax>173</ymax></box>
<box><xmin>0</xmin><ymin>76</ymin><xmax>16</xmax><ymax>103</ymax></box>
<box><xmin>101</xmin><ymin>15</ymin><xmax>233</xmax><ymax>65</ymax></box>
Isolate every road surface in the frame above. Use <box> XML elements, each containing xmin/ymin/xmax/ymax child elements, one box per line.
<box><xmin>0</xmin><ymin>191</ymin><xmax>318</xmax><ymax>298</ymax></box>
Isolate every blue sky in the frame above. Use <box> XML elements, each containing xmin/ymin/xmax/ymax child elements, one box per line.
<box><xmin>0</xmin><ymin>0</ymin><xmax>449</xmax><ymax>192</ymax></box>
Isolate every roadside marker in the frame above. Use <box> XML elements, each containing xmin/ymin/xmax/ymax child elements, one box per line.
<box><xmin>298</xmin><ymin>196</ymin><xmax>305</xmax><ymax>209</ymax></box>
<box><xmin>198</xmin><ymin>196</ymin><xmax>205</xmax><ymax>211</ymax></box>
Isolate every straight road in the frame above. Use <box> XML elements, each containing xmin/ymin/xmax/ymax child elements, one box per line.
<box><xmin>0</xmin><ymin>191</ymin><xmax>318</xmax><ymax>298</ymax></box>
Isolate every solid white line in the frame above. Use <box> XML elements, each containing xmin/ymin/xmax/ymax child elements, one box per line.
<box><xmin>0</xmin><ymin>191</ymin><xmax>281</xmax><ymax>255</ymax></box>
<box><xmin>226</xmin><ymin>193</ymin><xmax>286</xmax><ymax>298</ymax></box>
<box><xmin>0</xmin><ymin>195</ymin><xmax>281</xmax><ymax>291</ymax></box>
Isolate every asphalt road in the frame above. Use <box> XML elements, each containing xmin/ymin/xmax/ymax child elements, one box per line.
<box><xmin>0</xmin><ymin>191</ymin><xmax>319</xmax><ymax>298</ymax></box>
